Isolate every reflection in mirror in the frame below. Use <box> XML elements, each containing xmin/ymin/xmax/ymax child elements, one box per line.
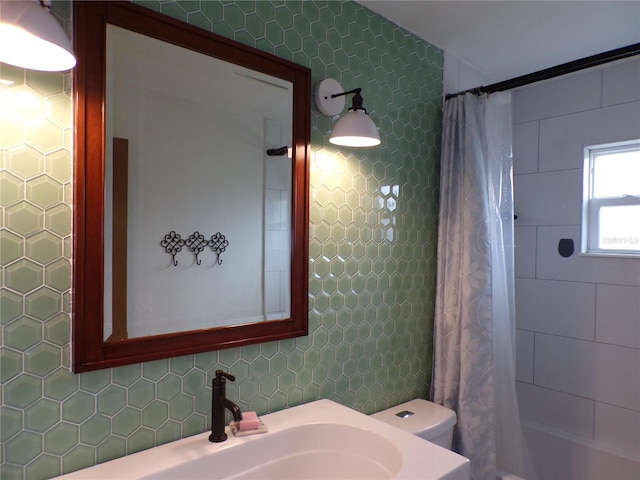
<box><xmin>103</xmin><ymin>25</ymin><xmax>293</xmax><ymax>340</ymax></box>
<box><xmin>73</xmin><ymin>1</ymin><xmax>310</xmax><ymax>372</ymax></box>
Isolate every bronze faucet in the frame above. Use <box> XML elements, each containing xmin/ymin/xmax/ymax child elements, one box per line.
<box><xmin>209</xmin><ymin>370</ymin><xmax>243</xmax><ymax>442</ymax></box>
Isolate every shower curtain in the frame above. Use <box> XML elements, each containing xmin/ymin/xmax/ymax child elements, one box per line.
<box><xmin>431</xmin><ymin>92</ymin><xmax>524</xmax><ymax>480</ymax></box>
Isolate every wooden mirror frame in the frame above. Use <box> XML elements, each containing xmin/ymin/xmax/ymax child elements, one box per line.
<box><xmin>72</xmin><ymin>1</ymin><xmax>310</xmax><ymax>372</ymax></box>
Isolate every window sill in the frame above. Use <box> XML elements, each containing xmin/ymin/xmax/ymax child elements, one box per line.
<box><xmin>578</xmin><ymin>252</ymin><xmax>640</xmax><ymax>259</ymax></box>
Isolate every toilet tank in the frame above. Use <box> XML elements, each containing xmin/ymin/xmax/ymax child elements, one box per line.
<box><xmin>371</xmin><ymin>399</ymin><xmax>457</xmax><ymax>449</ymax></box>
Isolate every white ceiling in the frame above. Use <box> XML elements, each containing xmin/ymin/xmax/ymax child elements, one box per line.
<box><xmin>358</xmin><ymin>1</ymin><xmax>640</xmax><ymax>85</ymax></box>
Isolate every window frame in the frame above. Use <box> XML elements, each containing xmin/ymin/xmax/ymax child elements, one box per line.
<box><xmin>581</xmin><ymin>139</ymin><xmax>640</xmax><ymax>257</ymax></box>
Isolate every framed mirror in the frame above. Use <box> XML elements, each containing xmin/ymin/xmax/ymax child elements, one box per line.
<box><xmin>72</xmin><ymin>1</ymin><xmax>310</xmax><ymax>372</ymax></box>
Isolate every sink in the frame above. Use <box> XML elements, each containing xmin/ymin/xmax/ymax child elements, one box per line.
<box><xmin>57</xmin><ymin>399</ymin><xmax>469</xmax><ymax>479</ymax></box>
<box><xmin>145</xmin><ymin>423</ymin><xmax>402</xmax><ymax>479</ymax></box>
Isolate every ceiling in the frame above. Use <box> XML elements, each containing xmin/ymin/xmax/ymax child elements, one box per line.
<box><xmin>358</xmin><ymin>1</ymin><xmax>640</xmax><ymax>85</ymax></box>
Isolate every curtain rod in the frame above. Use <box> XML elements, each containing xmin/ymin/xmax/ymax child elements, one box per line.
<box><xmin>444</xmin><ymin>42</ymin><xmax>640</xmax><ymax>100</ymax></box>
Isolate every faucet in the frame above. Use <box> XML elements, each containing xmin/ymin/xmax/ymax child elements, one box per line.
<box><xmin>209</xmin><ymin>370</ymin><xmax>243</xmax><ymax>442</ymax></box>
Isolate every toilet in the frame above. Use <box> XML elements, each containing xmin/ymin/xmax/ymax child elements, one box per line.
<box><xmin>371</xmin><ymin>399</ymin><xmax>457</xmax><ymax>449</ymax></box>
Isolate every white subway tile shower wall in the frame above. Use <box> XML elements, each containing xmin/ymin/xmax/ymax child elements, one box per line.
<box><xmin>513</xmin><ymin>57</ymin><xmax>640</xmax><ymax>478</ymax></box>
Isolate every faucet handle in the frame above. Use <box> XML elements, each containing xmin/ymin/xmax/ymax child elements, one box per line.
<box><xmin>215</xmin><ymin>370</ymin><xmax>235</xmax><ymax>382</ymax></box>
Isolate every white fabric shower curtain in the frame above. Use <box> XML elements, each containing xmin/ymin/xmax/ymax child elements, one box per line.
<box><xmin>431</xmin><ymin>92</ymin><xmax>524</xmax><ymax>480</ymax></box>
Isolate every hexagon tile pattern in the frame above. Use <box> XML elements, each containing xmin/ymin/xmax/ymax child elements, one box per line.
<box><xmin>0</xmin><ymin>1</ymin><xmax>443</xmax><ymax>479</ymax></box>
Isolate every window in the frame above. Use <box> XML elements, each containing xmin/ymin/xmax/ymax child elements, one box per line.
<box><xmin>582</xmin><ymin>140</ymin><xmax>640</xmax><ymax>256</ymax></box>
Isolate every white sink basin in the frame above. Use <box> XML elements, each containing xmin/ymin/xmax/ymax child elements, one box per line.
<box><xmin>58</xmin><ymin>399</ymin><xmax>469</xmax><ymax>480</ymax></box>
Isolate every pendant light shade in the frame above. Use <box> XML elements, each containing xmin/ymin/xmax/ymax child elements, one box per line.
<box><xmin>314</xmin><ymin>78</ymin><xmax>381</xmax><ymax>148</ymax></box>
<box><xmin>330</xmin><ymin>110</ymin><xmax>380</xmax><ymax>147</ymax></box>
<box><xmin>0</xmin><ymin>0</ymin><xmax>76</xmax><ymax>72</ymax></box>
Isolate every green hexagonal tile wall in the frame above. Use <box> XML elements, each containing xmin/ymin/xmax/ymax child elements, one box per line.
<box><xmin>0</xmin><ymin>1</ymin><xmax>442</xmax><ymax>479</ymax></box>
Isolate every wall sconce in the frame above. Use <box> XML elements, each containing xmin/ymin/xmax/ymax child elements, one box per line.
<box><xmin>314</xmin><ymin>78</ymin><xmax>381</xmax><ymax>148</ymax></box>
<box><xmin>0</xmin><ymin>0</ymin><xmax>76</xmax><ymax>71</ymax></box>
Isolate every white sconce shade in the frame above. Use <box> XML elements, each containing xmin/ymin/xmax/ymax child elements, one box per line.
<box><xmin>315</xmin><ymin>78</ymin><xmax>381</xmax><ymax>148</ymax></box>
<box><xmin>330</xmin><ymin>110</ymin><xmax>380</xmax><ymax>147</ymax></box>
<box><xmin>0</xmin><ymin>0</ymin><xmax>76</xmax><ymax>71</ymax></box>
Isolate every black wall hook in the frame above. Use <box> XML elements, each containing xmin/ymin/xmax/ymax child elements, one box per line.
<box><xmin>160</xmin><ymin>231</ymin><xmax>185</xmax><ymax>266</ymax></box>
<box><xmin>266</xmin><ymin>146</ymin><xmax>288</xmax><ymax>156</ymax></box>
<box><xmin>558</xmin><ymin>238</ymin><xmax>574</xmax><ymax>258</ymax></box>
<box><xmin>209</xmin><ymin>233</ymin><xmax>229</xmax><ymax>265</ymax></box>
<box><xmin>186</xmin><ymin>232</ymin><xmax>207</xmax><ymax>265</ymax></box>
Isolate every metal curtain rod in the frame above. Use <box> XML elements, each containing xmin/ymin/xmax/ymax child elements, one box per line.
<box><xmin>444</xmin><ymin>42</ymin><xmax>640</xmax><ymax>101</ymax></box>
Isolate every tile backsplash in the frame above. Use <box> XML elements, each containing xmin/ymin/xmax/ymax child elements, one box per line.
<box><xmin>0</xmin><ymin>1</ymin><xmax>443</xmax><ymax>478</ymax></box>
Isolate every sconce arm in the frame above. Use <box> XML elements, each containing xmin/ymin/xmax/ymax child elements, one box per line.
<box><xmin>330</xmin><ymin>87</ymin><xmax>361</xmax><ymax>99</ymax></box>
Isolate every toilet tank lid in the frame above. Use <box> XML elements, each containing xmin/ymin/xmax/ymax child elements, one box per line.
<box><xmin>371</xmin><ymin>399</ymin><xmax>457</xmax><ymax>438</ymax></box>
